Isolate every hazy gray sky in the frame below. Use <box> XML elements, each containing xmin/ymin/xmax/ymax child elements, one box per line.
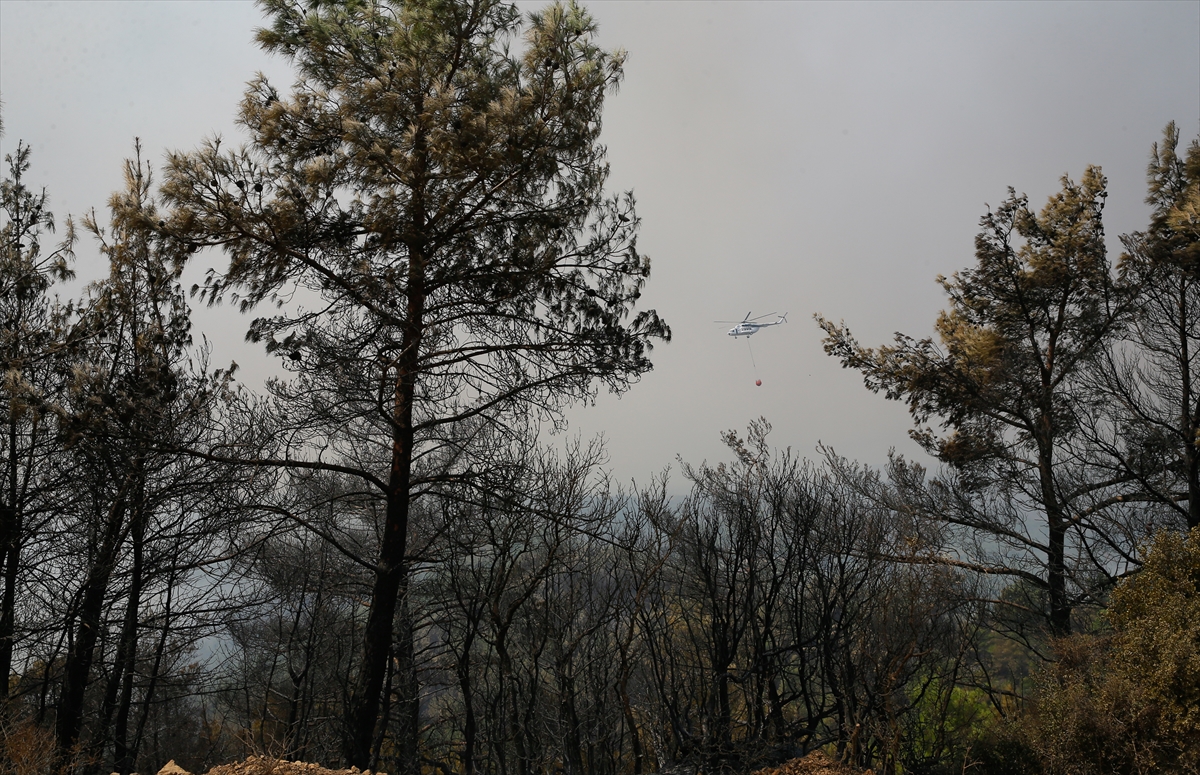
<box><xmin>3</xmin><ymin>0</ymin><xmax>1198</xmax><ymax>485</ymax></box>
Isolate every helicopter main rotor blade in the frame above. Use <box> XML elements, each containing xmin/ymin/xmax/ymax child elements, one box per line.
<box><xmin>748</xmin><ymin>312</ymin><xmax>776</xmax><ymax>321</ymax></box>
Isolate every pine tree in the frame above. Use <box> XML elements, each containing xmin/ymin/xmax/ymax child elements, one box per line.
<box><xmin>1106</xmin><ymin>123</ymin><xmax>1200</xmax><ymax>529</ymax></box>
<box><xmin>53</xmin><ymin>144</ymin><xmax>233</xmax><ymax>771</ymax></box>
<box><xmin>818</xmin><ymin>168</ymin><xmax>1123</xmax><ymax>637</ymax></box>
<box><xmin>0</xmin><ymin>141</ymin><xmax>75</xmax><ymax>706</ymax></box>
<box><xmin>161</xmin><ymin>1</ymin><xmax>668</xmax><ymax>768</ymax></box>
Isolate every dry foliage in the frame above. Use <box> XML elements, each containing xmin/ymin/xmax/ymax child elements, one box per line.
<box><xmin>1</xmin><ymin>720</ymin><xmax>55</xmax><ymax>775</ymax></box>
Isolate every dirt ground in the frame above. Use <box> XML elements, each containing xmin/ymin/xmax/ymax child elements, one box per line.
<box><xmin>749</xmin><ymin>750</ymin><xmax>873</xmax><ymax>775</ymax></box>
<box><xmin>151</xmin><ymin>749</ymin><xmax>868</xmax><ymax>775</ymax></box>
<box><xmin>156</xmin><ymin>757</ymin><xmax>386</xmax><ymax>775</ymax></box>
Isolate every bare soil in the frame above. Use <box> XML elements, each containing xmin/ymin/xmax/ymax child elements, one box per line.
<box><xmin>151</xmin><ymin>749</ymin><xmax>868</xmax><ymax>775</ymax></box>
<box><xmin>156</xmin><ymin>757</ymin><xmax>386</xmax><ymax>775</ymax></box>
<box><xmin>748</xmin><ymin>750</ymin><xmax>873</xmax><ymax>775</ymax></box>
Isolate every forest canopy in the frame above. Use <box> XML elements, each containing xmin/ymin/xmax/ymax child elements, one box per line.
<box><xmin>1</xmin><ymin>2</ymin><xmax>1198</xmax><ymax>775</ymax></box>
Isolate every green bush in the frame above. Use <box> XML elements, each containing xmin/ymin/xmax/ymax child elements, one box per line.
<box><xmin>1022</xmin><ymin>528</ymin><xmax>1200</xmax><ymax>775</ymax></box>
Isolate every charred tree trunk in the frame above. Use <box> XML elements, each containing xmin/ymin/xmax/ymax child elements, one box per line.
<box><xmin>457</xmin><ymin>623</ymin><xmax>478</xmax><ymax>775</ymax></box>
<box><xmin>1180</xmin><ymin>273</ymin><xmax>1200</xmax><ymax>530</ymax></box>
<box><xmin>1038</xmin><ymin>428</ymin><xmax>1070</xmax><ymax>637</ymax></box>
<box><xmin>133</xmin><ymin>562</ymin><xmax>177</xmax><ymax>760</ymax></box>
<box><xmin>91</xmin><ymin>494</ymin><xmax>145</xmax><ymax>775</ymax></box>
<box><xmin>0</xmin><ymin>504</ymin><xmax>18</xmax><ymax>706</ymax></box>
<box><xmin>55</xmin><ymin>489</ymin><xmax>129</xmax><ymax>766</ymax></box>
<box><xmin>557</xmin><ymin>667</ymin><xmax>584</xmax><ymax>775</ymax></box>
<box><xmin>111</xmin><ymin>513</ymin><xmax>144</xmax><ymax>775</ymax></box>
<box><xmin>615</xmin><ymin>643</ymin><xmax>644</xmax><ymax>775</ymax></box>
<box><xmin>345</xmin><ymin>228</ymin><xmax>425</xmax><ymax>770</ymax></box>
<box><xmin>0</xmin><ymin>411</ymin><xmax>24</xmax><ymax>705</ymax></box>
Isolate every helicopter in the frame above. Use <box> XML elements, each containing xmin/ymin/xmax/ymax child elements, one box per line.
<box><xmin>717</xmin><ymin>312</ymin><xmax>789</xmax><ymax>338</ymax></box>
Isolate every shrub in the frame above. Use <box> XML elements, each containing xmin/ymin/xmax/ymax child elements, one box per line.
<box><xmin>1022</xmin><ymin>528</ymin><xmax>1200</xmax><ymax>775</ymax></box>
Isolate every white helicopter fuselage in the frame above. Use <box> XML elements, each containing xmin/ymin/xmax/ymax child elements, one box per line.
<box><xmin>728</xmin><ymin>323</ymin><xmax>763</xmax><ymax>337</ymax></box>
<box><xmin>727</xmin><ymin>316</ymin><xmax>786</xmax><ymax>337</ymax></box>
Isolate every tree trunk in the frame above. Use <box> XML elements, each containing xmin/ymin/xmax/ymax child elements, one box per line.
<box><xmin>133</xmin><ymin>563</ymin><xmax>177</xmax><ymax>760</ymax></box>
<box><xmin>457</xmin><ymin>625</ymin><xmax>478</xmax><ymax>775</ymax></box>
<box><xmin>557</xmin><ymin>667</ymin><xmax>584</xmax><ymax>775</ymax></box>
<box><xmin>393</xmin><ymin>596</ymin><xmax>419</xmax><ymax>775</ymax></box>
<box><xmin>0</xmin><ymin>516</ymin><xmax>19</xmax><ymax>706</ymax></box>
<box><xmin>1180</xmin><ymin>273</ymin><xmax>1200</xmax><ymax>529</ymax></box>
<box><xmin>495</xmin><ymin>630</ymin><xmax>530</xmax><ymax>775</ymax></box>
<box><xmin>0</xmin><ymin>413</ymin><xmax>22</xmax><ymax>703</ymax></box>
<box><xmin>767</xmin><ymin>673</ymin><xmax>786</xmax><ymax>741</ymax></box>
<box><xmin>615</xmin><ymin>644</ymin><xmax>643</xmax><ymax>775</ymax></box>
<box><xmin>1038</xmin><ymin>442</ymin><xmax>1070</xmax><ymax>637</ymax></box>
<box><xmin>112</xmin><ymin>504</ymin><xmax>146</xmax><ymax>775</ymax></box>
<box><xmin>55</xmin><ymin>492</ymin><xmax>128</xmax><ymax>765</ymax></box>
<box><xmin>90</xmin><ymin>495</ymin><xmax>144</xmax><ymax>775</ymax></box>
<box><xmin>370</xmin><ymin>639</ymin><xmax>394</xmax><ymax>772</ymax></box>
<box><xmin>345</xmin><ymin>234</ymin><xmax>425</xmax><ymax>770</ymax></box>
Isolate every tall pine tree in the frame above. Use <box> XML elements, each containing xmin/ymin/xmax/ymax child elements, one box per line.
<box><xmin>819</xmin><ymin>168</ymin><xmax>1123</xmax><ymax>637</ymax></box>
<box><xmin>162</xmin><ymin>1</ymin><xmax>668</xmax><ymax>768</ymax></box>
